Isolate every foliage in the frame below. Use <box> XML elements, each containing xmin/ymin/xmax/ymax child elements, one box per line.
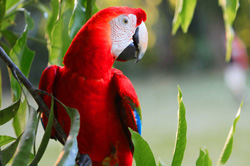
<box><xmin>171</xmin><ymin>0</ymin><xmax>240</xmax><ymax>61</ymax></box>
<box><xmin>0</xmin><ymin>0</ymin><xmax>95</xmax><ymax>165</ymax></box>
<box><xmin>171</xmin><ymin>86</ymin><xmax>187</xmax><ymax>166</ymax></box>
<box><xmin>130</xmin><ymin>87</ymin><xmax>243</xmax><ymax>166</ymax></box>
<box><xmin>172</xmin><ymin>0</ymin><xmax>197</xmax><ymax>35</ymax></box>
<box><xmin>129</xmin><ymin>128</ymin><xmax>156</xmax><ymax>166</ymax></box>
<box><xmin>219</xmin><ymin>0</ymin><xmax>240</xmax><ymax>61</ymax></box>
<box><xmin>196</xmin><ymin>148</ymin><xmax>212</xmax><ymax>166</ymax></box>
<box><xmin>0</xmin><ymin>0</ymin><xmax>246</xmax><ymax>166</ymax></box>
<box><xmin>217</xmin><ymin>100</ymin><xmax>243</xmax><ymax>166</ymax></box>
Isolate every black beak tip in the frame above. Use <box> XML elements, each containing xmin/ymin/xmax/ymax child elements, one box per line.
<box><xmin>116</xmin><ymin>43</ymin><xmax>138</xmax><ymax>61</ymax></box>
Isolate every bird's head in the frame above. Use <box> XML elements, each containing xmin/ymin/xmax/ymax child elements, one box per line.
<box><xmin>64</xmin><ymin>7</ymin><xmax>148</xmax><ymax>77</ymax></box>
<box><xmin>107</xmin><ymin>7</ymin><xmax>148</xmax><ymax>62</ymax></box>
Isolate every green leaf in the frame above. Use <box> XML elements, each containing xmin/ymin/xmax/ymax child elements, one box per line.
<box><xmin>196</xmin><ymin>148</ymin><xmax>212</xmax><ymax>166</ymax></box>
<box><xmin>0</xmin><ymin>135</ymin><xmax>16</xmax><ymax>147</ymax></box>
<box><xmin>129</xmin><ymin>128</ymin><xmax>156</xmax><ymax>166</ymax></box>
<box><xmin>12</xmin><ymin>98</ymin><xmax>27</xmax><ymax>137</ymax></box>
<box><xmin>0</xmin><ymin>98</ymin><xmax>20</xmax><ymax>125</ymax></box>
<box><xmin>1</xmin><ymin>29</ymin><xmax>18</xmax><ymax>48</ymax></box>
<box><xmin>172</xmin><ymin>0</ymin><xmax>182</xmax><ymax>35</ymax></box>
<box><xmin>217</xmin><ymin>100</ymin><xmax>243</xmax><ymax>166</ymax></box>
<box><xmin>0</xmin><ymin>41</ymin><xmax>11</xmax><ymax>54</ymax></box>
<box><xmin>12</xmin><ymin>106</ymin><xmax>38</xmax><ymax>166</ymax></box>
<box><xmin>8</xmin><ymin>9</ymin><xmax>35</xmax><ymax>137</ymax></box>
<box><xmin>1</xmin><ymin>135</ymin><xmax>21</xmax><ymax>165</ymax></box>
<box><xmin>171</xmin><ymin>86</ymin><xmax>187</xmax><ymax>166</ymax></box>
<box><xmin>0</xmin><ymin>0</ymin><xmax>6</xmax><ymax>29</ymax></box>
<box><xmin>54</xmin><ymin>106</ymin><xmax>80</xmax><ymax>166</ymax></box>
<box><xmin>18</xmin><ymin>8</ymin><xmax>34</xmax><ymax>30</ymax></box>
<box><xmin>46</xmin><ymin>0</ymin><xmax>59</xmax><ymax>41</ymax></box>
<box><xmin>180</xmin><ymin>0</ymin><xmax>197</xmax><ymax>33</ymax></box>
<box><xmin>29</xmin><ymin>99</ymin><xmax>54</xmax><ymax>166</ymax></box>
<box><xmin>219</xmin><ymin>0</ymin><xmax>239</xmax><ymax>62</ymax></box>
<box><xmin>219</xmin><ymin>0</ymin><xmax>239</xmax><ymax>25</ymax></box>
<box><xmin>5</xmin><ymin>0</ymin><xmax>27</xmax><ymax>19</ymax></box>
<box><xmin>224</xmin><ymin>23</ymin><xmax>234</xmax><ymax>62</ymax></box>
<box><xmin>68</xmin><ymin>0</ymin><xmax>86</xmax><ymax>40</ymax></box>
<box><xmin>49</xmin><ymin>0</ymin><xmax>74</xmax><ymax>65</ymax></box>
<box><xmin>5</xmin><ymin>0</ymin><xmax>19</xmax><ymax>11</ymax></box>
<box><xmin>172</xmin><ymin>0</ymin><xmax>197</xmax><ymax>35</ymax></box>
<box><xmin>0</xmin><ymin>14</ymin><xmax>15</xmax><ymax>31</ymax></box>
<box><xmin>9</xmin><ymin>9</ymin><xmax>34</xmax><ymax>100</ymax></box>
<box><xmin>86</xmin><ymin>0</ymin><xmax>96</xmax><ymax>21</ymax></box>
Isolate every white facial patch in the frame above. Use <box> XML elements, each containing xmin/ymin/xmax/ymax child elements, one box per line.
<box><xmin>109</xmin><ymin>14</ymin><xmax>137</xmax><ymax>58</ymax></box>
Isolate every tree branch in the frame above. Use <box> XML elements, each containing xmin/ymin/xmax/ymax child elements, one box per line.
<box><xmin>0</xmin><ymin>46</ymin><xmax>67</xmax><ymax>144</ymax></box>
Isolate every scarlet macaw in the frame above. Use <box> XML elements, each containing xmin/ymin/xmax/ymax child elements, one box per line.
<box><xmin>39</xmin><ymin>6</ymin><xmax>148</xmax><ymax>166</ymax></box>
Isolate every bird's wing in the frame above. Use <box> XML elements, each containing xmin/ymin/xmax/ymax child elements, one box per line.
<box><xmin>39</xmin><ymin>65</ymin><xmax>60</xmax><ymax>140</ymax></box>
<box><xmin>112</xmin><ymin>68</ymin><xmax>142</xmax><ymax>135</ymax></box>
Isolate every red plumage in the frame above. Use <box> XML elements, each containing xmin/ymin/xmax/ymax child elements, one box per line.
<box><xmin>39</xmin><ymin>7</ymin><xmax>146</xmax><ymax>166</ymax></box>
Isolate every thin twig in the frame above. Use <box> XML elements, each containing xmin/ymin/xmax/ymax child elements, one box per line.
<box><xmin>0</xmin><ymin>46</ymin><xmax>67</xmax><ymax>144</ymax></box>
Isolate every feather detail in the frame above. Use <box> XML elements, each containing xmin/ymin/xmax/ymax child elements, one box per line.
<box><xmin>112</xmin><ymin>68</ymin><xmax>141</xmax><ymax>134</ymax></box>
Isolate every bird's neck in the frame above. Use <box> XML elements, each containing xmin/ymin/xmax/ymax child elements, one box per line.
<box><xmin>63</xmin><ymin>24</ymin><xmax>114</xmax><ymax>80</ymax></box>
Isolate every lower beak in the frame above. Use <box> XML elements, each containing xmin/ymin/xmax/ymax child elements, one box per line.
<box><xmin>116</xmin><ymin>22</ymin><xmax>148</xmax><ymax>63</ymax></box>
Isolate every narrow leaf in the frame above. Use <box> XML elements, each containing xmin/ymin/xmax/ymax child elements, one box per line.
<box><xmin>18</xmin><ymin>8</ymin><xmax>34</xmax><ymax>30</ymax></box>
<box><xmin>46</xmin><ymin>0</ymin><xmax>59</xmax><ymax>41</ymax></box>
<box><xmin>0</xmin><ymin>98</ymin><xmax>20</xmax><ymax>125</ymax></box>
<box><xmin>217</xmin><ymin>100</ymin><xmax>243</xmax><ymax>166</ymax></box>
<box><xmin>12</xmin><ymin>98</ymin><xmax>27</xmax><ymax>137</ymax></box>
<box><xmin>9</xmin><ymin>9</ymin><xmax>35</xmax><ymax>136</ymax></box>
<box><xmin>196</xmin><ymin>148</ymin><xmax>212</xmax><ymax>166</ymax></box>
<box><xmin>219</xmin><ymin>0</ymin><xmax>240</xmax><ymax>61</ymax></box>
<box><xmin>1</xmin><ymin>135</ymin><xmax>21</xmax><ymax>165</ymax></box>
<box><xmin>0</xmin><ymin>0</ymin><xmax>6</xmax><ymax>29</ymax></box>
<box><xmin>54</xmin><ymin>106</ymin><xmax>80</xmax><ymax>166</ymax></box>
<box><xmin>68</xmin><ymin>0</ymin><xmax>86</xmax><ymax>40</ymax></box>
<box><xmin>172</xmin><ymin>0</ymin><xmax>197</xmax><ymax>35</ymax></box>
<box><xmin>29</xmin><ymin>99</ymin><xmax>54</xmax><ymax>166</ymax></box>
<box><xmin>0</xmin><ymin>14</ymin><xmax>15</xmax><ymax>31</ymax></box>
<box><xmin>1</xmin><ymin>29</ymin><xmax>18</xmax><ymax>48</ymax></box>
<box><xmin>0</xmin><ymin>41</ymin><xmax>10</xmax><ymax>55</ymax></box>
<box><xmin>171</xmin><ymin>0</ymin><xmax>183</xmax><ymax>35</ymax></box>
<box><xmin>12</xmin><ymin>106</ymin><xmax>38</xmax><ymax>166</ymax></box>
<box><xmin>49</xmin><ymin>0</ymin><xmax>74</xmax><ymax>65</ymax></box>
<box><xmin>9</xmin><ymin>9</ymin><xmax>35</xmax><ymax>100</ymax></box>
<box><xmin>171</xmin><ymin>86</ymin><xmax>187</xmax><ymax>166</ymax></box>
<box><xmin>180</xmin><ymin>0</ymin><xmax>197</xmax><ymax>33</ymax></box>
<box><xmin>5</xmin><ymin>0</ymin><xmax>23</xmax><ymax>16</ymax></box>
<box><xmin>129</xmin><ymin>128</ymin><xmax>156</xmax><ymax>166</ymax></box>
<box><xmin>224</xmin><ymin>23</ymin><xmax>234</xmax><ymax>62</ymax></box>
<box><xmin>0</xmin><ymin>135</ymin><xmax>16</xmax><ymax>147</ymax></box>
<box><xmin>86</xmin><ymin>0</ymin><xmax>96</xmax><ymax>21</ymax></box>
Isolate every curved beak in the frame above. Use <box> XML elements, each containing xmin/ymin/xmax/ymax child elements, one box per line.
<box><xmin>116</xmin><ymin>22</ymin><xmax>148</xmax><ymax>63</ymax></box>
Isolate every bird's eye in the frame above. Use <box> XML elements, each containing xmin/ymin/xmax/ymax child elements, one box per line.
<box><xmin>121</xmin><ymin>17</ymin><xmax>129</xmax><ymax>25</ymax></box>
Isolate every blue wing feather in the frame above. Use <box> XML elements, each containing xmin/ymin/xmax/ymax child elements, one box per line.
<box><xmin>133</xmin><ymin>109</ymin><xmax>142</xmax><ymax>135</ymax></box>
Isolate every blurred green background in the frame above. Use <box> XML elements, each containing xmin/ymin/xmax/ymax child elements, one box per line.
<box><xmin>1</xmin><ymin>0</ymin><xmax>250</xmax><ymax>165</ymax></box>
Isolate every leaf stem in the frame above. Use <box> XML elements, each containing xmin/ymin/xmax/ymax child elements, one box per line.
<box><xmin>0</xmin><ymin>46</ymin><xmax>67</xmax><ymax>144</ymax></box>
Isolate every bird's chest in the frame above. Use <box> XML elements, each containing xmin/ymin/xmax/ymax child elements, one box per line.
<box><xmin>54</xmin><ymin>71</ymin><xmax>117</xmax><ymax>118</ymax></box>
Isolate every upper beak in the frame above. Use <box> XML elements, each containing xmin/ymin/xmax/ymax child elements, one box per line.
<box><xmin>116</xmin><ymin>22</ymin><xmax>148</xmax><ymax>63</ymax></box>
